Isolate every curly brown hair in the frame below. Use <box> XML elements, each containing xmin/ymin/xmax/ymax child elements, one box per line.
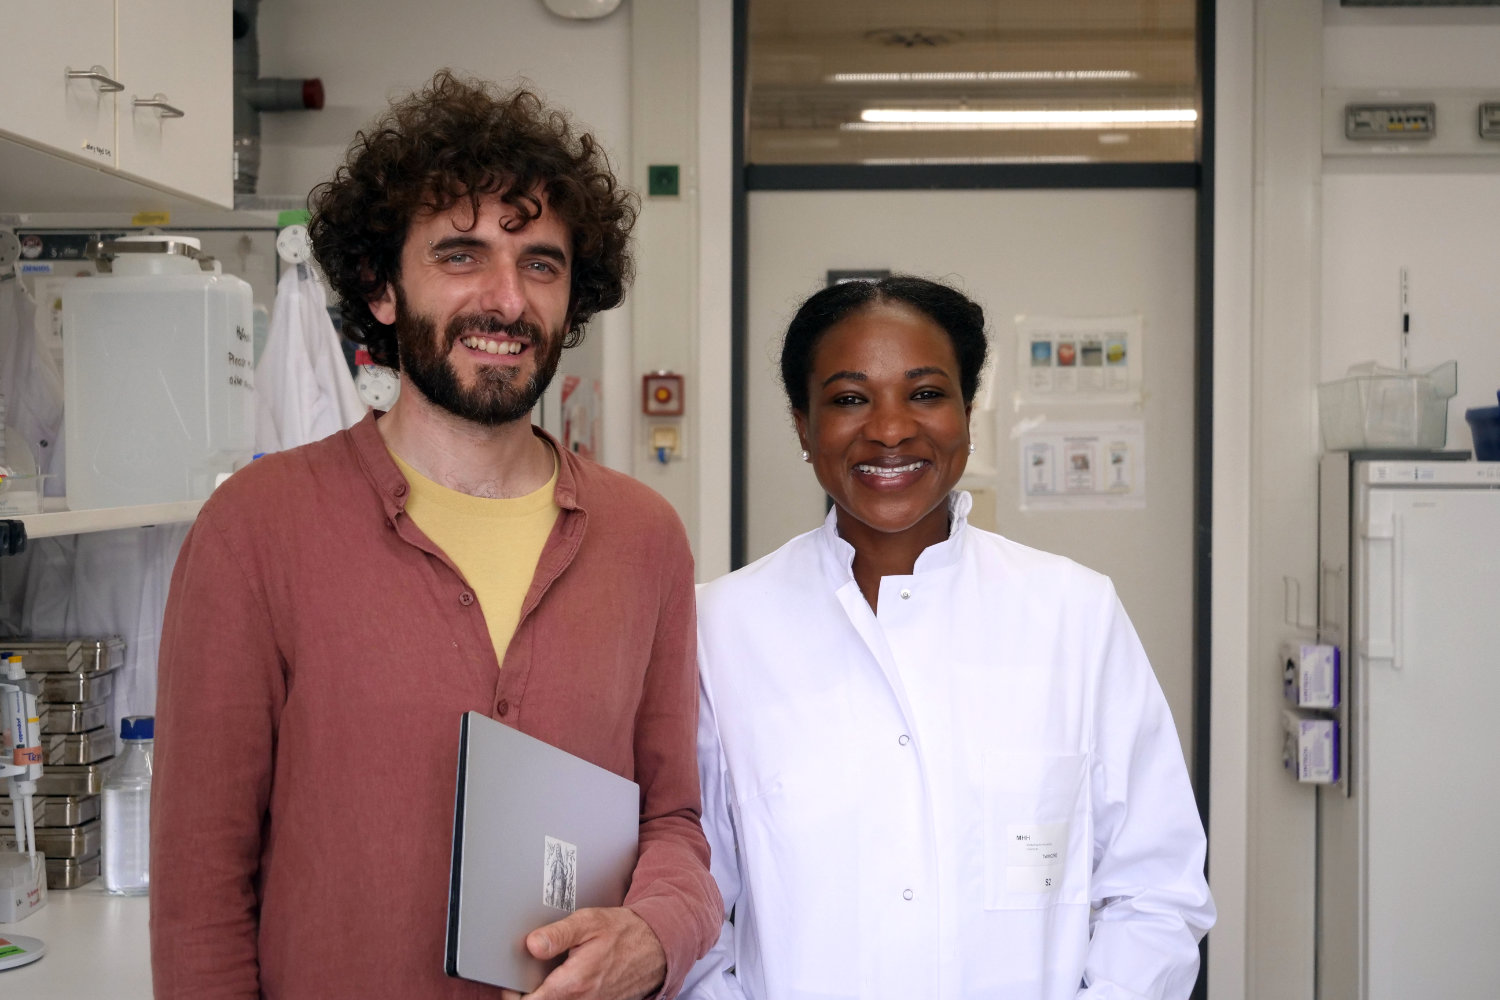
<box><xmin>308</xmin><ymin>70</ymin><xmax>637</xmax><ymax>368</ymax></box>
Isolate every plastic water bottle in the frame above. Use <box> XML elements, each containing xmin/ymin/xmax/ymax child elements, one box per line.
<box><xmin>102</xmin><ymin>715</ymin><xmax>154</xmax><ymax>895</ymax></box>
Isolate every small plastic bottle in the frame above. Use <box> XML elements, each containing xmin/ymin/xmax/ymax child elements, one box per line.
<box><xmin>102</xmin><ymin>715</ymin><xmax>154</xmax><ymax>895</ymax></box>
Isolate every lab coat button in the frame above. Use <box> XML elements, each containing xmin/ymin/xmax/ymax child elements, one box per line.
<box><xmin>898</xmin><ymin>734</ymin><xmax>910</xmax><ymax>746</ymax></box>
<box><xmin>899</xmin><ymin>588</ymin><xmax>911</xmax><ymax>600</ymax></box>
<box><xmin>459</xmin><ymin>591</ymin><xmax>475</xmax><ymax>606</ymax></box>
<box><xmin>497</xmin><ymin>699</ymin><xmax>510</xmax><ymax>717</ymax></box>
<box><xmin>902</xmin><ymin>889</ymin><xmax>914</xmax><ymax>900</ymax></box>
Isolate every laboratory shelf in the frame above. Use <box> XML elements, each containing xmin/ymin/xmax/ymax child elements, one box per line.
<box><xmin>12</xmin><ymin>499</ymin><xmax>205</xmax><ymax>540</ymax></box>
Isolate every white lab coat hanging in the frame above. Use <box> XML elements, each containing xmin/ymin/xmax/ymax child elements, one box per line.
<box><xmin>254</xmin><ymin>263</ymin><xmax>365</xmax><ymax>454</ymax></box>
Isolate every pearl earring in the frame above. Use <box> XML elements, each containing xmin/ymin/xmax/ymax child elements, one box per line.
<box><xmin>968</xmin><ymin>443</ymin><xmax>976</xmax><ymax>454</ymax></box>
<box><xmin>800</xmin><ymin>450</ymin><xmax>810</xmax><ymax>462</ymax></box>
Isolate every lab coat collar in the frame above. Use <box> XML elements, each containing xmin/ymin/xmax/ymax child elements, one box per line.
<box><xmin>815</xmin><ymin>490</ymin><xmax>974</xmax><ymax>581</ymax></box>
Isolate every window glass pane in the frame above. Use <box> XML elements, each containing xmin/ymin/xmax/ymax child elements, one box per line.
<box><xmin>748</xmin><ymin>0</ymin><xmax>1199</xmax><ymax>165</ymax></box>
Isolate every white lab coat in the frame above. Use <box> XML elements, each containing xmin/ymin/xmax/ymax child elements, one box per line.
<box><xmin>0</xmin><ymin>276</ymin><xmax>65</xmax><ymax>491</ymax></box>
<box><xmin>254</xmin><ymin>265</ymin><xmax>364</xmax><ymax>453</ymax></box>
<box><xmin>686</xmin><ymin>492</ymin><xmax>1214</xmax><ymax>1000</ymax></box>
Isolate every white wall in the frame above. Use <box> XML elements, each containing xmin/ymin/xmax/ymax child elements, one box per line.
<box><xmin>254</xmin><ymin>1</ymin><xmax>631</xmax><ymax>205</ymax></box>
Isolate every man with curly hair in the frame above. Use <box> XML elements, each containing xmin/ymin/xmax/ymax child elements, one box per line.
<box><xmin>150</xmin><ymin>71</ymin><xmax>720</xmax><ymax>1000</ymax></box>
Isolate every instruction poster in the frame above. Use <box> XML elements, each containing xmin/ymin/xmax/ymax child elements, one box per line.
<box><xmin>1018</xmin><ymin>421</ymin><xmax>1147</xmax><ymax>510</ymax></box>
<box><xmin>1016</xmin><ymin>314</ymin><xmax>1143</xmax><ymax>404</ymax></box>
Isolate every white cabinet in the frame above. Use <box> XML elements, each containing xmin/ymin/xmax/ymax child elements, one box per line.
<box><xmin>0</xmin><ymin>0</ymin><xmax>232</xmax><ymax>210</ymax></box>
<box><xmin>0</xmin><ymin>1</ymin><xmax>119</xmax><ymax>168</ymax></box>
<box><xmin>115</xmin><ymin>0</ymin><xmax>232</xmax><ymax>207</ymax></box>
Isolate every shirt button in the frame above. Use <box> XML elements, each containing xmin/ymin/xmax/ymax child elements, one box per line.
<box><xmin>497</xmin><ymin>699</ymin><xmax>510</xmax><ymax>717</ymax></box>
<box><xmin>898</xmin><ymin>734</ymin><xmax>910</xmax><ymax>746</ymax></box>
<box><xmin>902</xmin><ymin>889</ymin><xmax>914</xmax><ymax>901</ymax></box>
<box><xmin>899</xmin><ymin>588</ymin><xmax>911</xmax><ymax>600</ymax></box>
<box><xmin>393</xmin><ymin>483</ymin><xmax>408</xmax><ymax>497</ymax></box>
<box><xmin>459</xmin><ymin>591</ymin><xmax>475</xmax><ymax>606</ymax></box>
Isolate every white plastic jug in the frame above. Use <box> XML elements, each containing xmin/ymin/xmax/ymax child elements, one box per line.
<box><xmin>62</xmin><ymin>236</ymin><xmax>255</xmax><ymax>509</ymax></box>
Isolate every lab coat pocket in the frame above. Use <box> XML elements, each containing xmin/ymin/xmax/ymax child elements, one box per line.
<box><xmin>981</xmin><ymin>751</ymin><xmax>1089</xmax><ymax>910</ymax></box>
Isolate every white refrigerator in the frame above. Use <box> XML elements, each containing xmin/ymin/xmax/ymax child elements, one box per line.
<box><xmin>1316</xmin><ymin>454</ymin><xmax>1500</xmax><ymax>1000</ymax></box>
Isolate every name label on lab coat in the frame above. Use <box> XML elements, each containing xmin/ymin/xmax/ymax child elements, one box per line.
<box><xmin>1006</xmin><ymin>821</ymin><xmax>1069</xmax><ymax>893</ymax></box>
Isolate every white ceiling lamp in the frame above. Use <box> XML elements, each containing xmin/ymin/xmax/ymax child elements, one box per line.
<box><xmin>861</xmin><ymin>155</ymin><xmax>1095</xmax><ymax>165</ymax></box>
<box><xmin>541</xmin><ymin>0</ymin><xmax>622</xmax><ymax>19</ymax></box>
<box><xmin>829</xmin><ymin>70</ymin><xmax>1140</xmax><ymax>84</ymax></box>
<box><xmin>850</xmin><ymin>108</ymin><xmax>1197</xmax><ymax>130</ymax></box>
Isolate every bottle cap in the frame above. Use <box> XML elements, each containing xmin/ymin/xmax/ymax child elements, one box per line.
<box><xmin>120</xmin><ymin>715</ymin><xmax>155</xmax><ymax>741</ymax></box>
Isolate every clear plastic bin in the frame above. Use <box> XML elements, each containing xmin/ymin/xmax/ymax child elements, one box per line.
<box><xmin>1318</xmin><ymin>360</ymin><xmax>1457</xmax><ymax>451</ymax></box>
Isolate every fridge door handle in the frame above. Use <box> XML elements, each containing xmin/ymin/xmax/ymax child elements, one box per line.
<box><xmin>1390</xmin><ymin>513</ymin><xmax>1403</xmax><ymax>671</ymax></box>
<box><xmin>1358</xmin><ymin>504</ymin><xmax>1398</xmax><ymax>669</ymax></box>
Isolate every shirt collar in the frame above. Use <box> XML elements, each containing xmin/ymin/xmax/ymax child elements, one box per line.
<box><xmin>349</xmin><ymin>410</ymin><xmax>583</xmax><ymax>520</ymax></box>
<box><xmin>815</xmin><ymin>490</ymin><xmax>973</xmax><ymax>580</ymax></box>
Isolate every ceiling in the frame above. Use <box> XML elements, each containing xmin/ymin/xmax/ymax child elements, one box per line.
<box><xmin>745</xmin><ymin>0</ymin><xmax>1200</xmax><ymax>164</ymax></box>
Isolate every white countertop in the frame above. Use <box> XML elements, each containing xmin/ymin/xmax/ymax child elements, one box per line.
<box><xmin>0</xmin><ymin>884</ymin><xmax>151</xmax><ymax>997</ymax></box>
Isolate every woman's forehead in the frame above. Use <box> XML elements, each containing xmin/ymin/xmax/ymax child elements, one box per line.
<box><xmin>813</xmin><ymin>303</ymin><xmax>957</xmax><ymax>371</ymax></box>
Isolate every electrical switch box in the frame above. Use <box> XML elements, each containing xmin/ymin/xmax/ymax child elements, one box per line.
<box><xmin>1480</xmin><ymin>103</ymin><xmax>1500</xmax><ymax>141</ymax></box>
<box><xmin>1345</xmin><ymin>103</ymin><xmax>1436</xmax><ymax>140</ymax></box>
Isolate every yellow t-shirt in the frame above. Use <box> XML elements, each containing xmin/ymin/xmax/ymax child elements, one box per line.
<box><xmin>391</xmin><ymin>450</ymin><xmax>560</xmax><ymax>665</ymax></box>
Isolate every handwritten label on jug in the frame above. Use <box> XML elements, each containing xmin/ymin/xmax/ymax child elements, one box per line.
<box><xmin>236</xmin><ymin>326</ymin><xmax>249</xmax><ymax>343</ymax></box>
<box><xmin>226</xmin><ymin>351</ymin><xmax>254</xmax><ymax>391</ymax></box>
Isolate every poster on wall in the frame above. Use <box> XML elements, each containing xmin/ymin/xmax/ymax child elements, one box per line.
<box><xmin>560</xmin><ymin>375</ymin><xmax>601</xmax><ymax>459</ymax></box>
<box><xmin>1015</xmin><ymin>314</ymin><xmax>1144</xmax><ymax>404</ymax></box>
<box><xmin>1017</xmin><ymin>420</ymin><xmax>1147</xmax><ymax>511</ymax></box>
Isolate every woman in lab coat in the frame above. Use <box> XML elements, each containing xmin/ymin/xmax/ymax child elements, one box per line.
<box><xmin>686</xmin><ymin>276</ymin><xmax>1214</xmax><ymax>1000</ymax></box>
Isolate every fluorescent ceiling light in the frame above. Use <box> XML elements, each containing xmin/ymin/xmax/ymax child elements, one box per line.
<box><xmin>847</xmin><ymin>108</ymin><xmax>1197</xmax><ymax>130</ymax></box>
<box><xmin>861</xmin><ymin>155</ymin><xmax>1095</xmax><ymax>165</ymax></box>
<box><xmin>830</xmin><ymin>70</ymin><xmax>1139</xmax><ymax>84</ymax></box>
<box><xmin>862</xmin><ymin>108</ymin><xmax>1196</xmax><ymax>125</ymax></box>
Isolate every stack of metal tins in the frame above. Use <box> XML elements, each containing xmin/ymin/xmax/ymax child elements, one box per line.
<box><xmin>0</xmin><ymin>638</ymin><xmax>124</xmax><ymax>889</ymax></box>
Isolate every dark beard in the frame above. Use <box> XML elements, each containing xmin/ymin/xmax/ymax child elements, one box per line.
<box><xmin>393</xmin><ymin>286</ymin><xmax>563</xmax><ymax>427</ymax></box>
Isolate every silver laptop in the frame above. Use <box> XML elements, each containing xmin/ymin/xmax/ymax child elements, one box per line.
<box><xmin>445</xmin><ymin>711</ymin><xmax>640</xmax><ymax>991</ymax></box>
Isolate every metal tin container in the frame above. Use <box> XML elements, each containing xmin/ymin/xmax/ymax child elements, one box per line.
<box><xmin>43</xmin><ymin>726</ymin><xmax>115</xmax><ymax>765</ymax></box>
<box><xmin>46</xmin><ymin>851</ymin><xmax>100</xmax><ymax>890</ymax></box>
<box><xmin>39</xmin><ymin>669</ymin><xmax>114</xmax><ymax>704</ymax></box>
<box><xmin>1</xmin><ymin>818</ymin><xmax>100</xmax><ymax>859</ymax></box>
<box><xmin>0</xmin><ymin>794</ymin><xmax>100</xmax><ymax>828</ymax></box>
<box><xmin>0</xmin><ymin>638</ymin><xmax>125</xmax><ymax>674</ymax></box>
<box><xmin>34</xmin><ymin>761</ymin><xmax>113</xmax><ymax>797</ymax></box>
<box><xmin>40</xmin><ymin>700</ymin><xmax>111</xmax><ymax>735</ymax></box>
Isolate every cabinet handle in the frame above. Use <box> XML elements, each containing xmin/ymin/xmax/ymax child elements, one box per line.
<box><xmin>133</xmin><ymin>94</ymin><xmax>186</xmax><ymax>119</ymax></box>
<box><xmin>66</xmin><ymin>65</ymin><xmax>125</xmax><ymax>93</ymax></box>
